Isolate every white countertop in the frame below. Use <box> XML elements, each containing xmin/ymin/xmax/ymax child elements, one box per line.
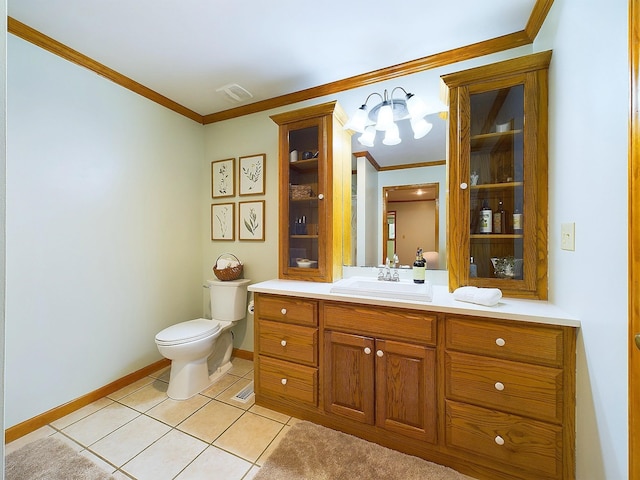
<box><xmin>248</xmin><ymin>278</ymin><xmax>580</xmax><ymax>328</ymax></box>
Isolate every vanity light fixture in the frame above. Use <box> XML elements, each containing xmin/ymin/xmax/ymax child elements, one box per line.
<box><xmin>344</xmin><ymin>87</ymin><xmax>435</xmax><ymax>147</ymax></box>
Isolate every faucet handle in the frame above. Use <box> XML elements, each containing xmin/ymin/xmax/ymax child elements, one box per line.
<box><xmin>392</xmin><ymin>269</ymin><xmax>400</xmax><ymax>282</ymax></box>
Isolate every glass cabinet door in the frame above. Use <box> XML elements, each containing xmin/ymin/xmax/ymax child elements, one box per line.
<box><xmin>283</xmin><ymin>118</ymin><xmax>325</xmax><ymax>276</ymax></box>
<box><xmin>468</xmin><ymin>83</ymin><xmax>525</xmax><ymax>282</ymax></box>
<box><xmin>443</xmin><ymin>51</ymin><xmax>550</xmax><ymax>299</ymax></box>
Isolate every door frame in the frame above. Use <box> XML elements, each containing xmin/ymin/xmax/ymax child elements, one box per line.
<box><xmin>629</xmin><ymin>0</ymin><xmax>639</xmax><ymax>477</ymax></box>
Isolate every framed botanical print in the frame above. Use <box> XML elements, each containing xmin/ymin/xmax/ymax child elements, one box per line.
<box><xmin>239</xmin><ymin>154</ymin><xmax>265</xmax><ymax>196</ymax></box>
<box><xmin>239</xmin><ymin>200</ymin><xmax>265</xmax><ymax>241</ymax></box>
<box><xmin>211</xmin><ymin>158</ymin><xmax>235</xmax><ymax>198</ymax></box>
<box><xmin>211</xmin><ymin>203</ymin><xmax>235</xmax><ymax>241</ymax></box>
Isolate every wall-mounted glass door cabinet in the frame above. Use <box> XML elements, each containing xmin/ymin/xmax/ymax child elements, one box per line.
<box><xmin>443</xmin><ymin>51</ymin><xmax>551</xmax><ymax>299</ymax></box>
<box><xmin>271</xmin><ymin>101</ymin><xmax>352</xmax><ymax>282</ymax></box>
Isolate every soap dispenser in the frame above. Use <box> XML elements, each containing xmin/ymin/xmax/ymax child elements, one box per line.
<box><xmin>413</xmin><ymin>248</ymin><xmax>426</xmax><ymax>284</ymax></box>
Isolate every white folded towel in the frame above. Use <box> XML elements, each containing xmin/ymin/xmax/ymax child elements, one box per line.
<box><xmin>452</xmin><ymin>286</ymin><xmax>502</xmax><ymax>307</ymax></box>
<box><xmin>216</xmin><ymin>259</ymin><xmax>240</xmax><ymax>269</ymax></box>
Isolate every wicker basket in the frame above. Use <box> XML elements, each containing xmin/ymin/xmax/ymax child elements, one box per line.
<box><xmin>213</xmin><ymin>253</ymin><xmax>243</xmax><ymax>281</ymax></box>
<box><xmin>290</xmin><ymin>184</ymin><xmax>313</xmax><ymax>200</ymax></box>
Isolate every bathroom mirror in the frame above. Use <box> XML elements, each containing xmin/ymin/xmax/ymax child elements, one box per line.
<box><xmin>346</xmin><ymin>114</ymin><xmax>447</xmax><ymax>268</ymax></box>
<box><xmin>382</xmin><ymin>183</ymin><xmax>440</xmax><ymax>268</ymax></box>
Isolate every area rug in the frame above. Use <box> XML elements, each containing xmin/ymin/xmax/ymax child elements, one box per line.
<box><xmin>254</xmin><ymin>421</ymin><xmax>475</xmax><ymax>480</ymax></box>
<box><xmin>5</xmin><ymin>437</ymin><xmax>115</xmax><ymax>480</ymax></box>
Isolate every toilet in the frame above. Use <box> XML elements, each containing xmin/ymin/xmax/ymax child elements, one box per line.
<box><xmin>155</xmin><ymin>277</ymin><xmax>251</xmax><ymax>400</ymax></box>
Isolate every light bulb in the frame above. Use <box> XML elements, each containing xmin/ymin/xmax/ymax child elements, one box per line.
<box><xmin>411</xmin><ymin>118</ymin><xmax>433</xmax><ymax>139</ymax></box>
<box><xmin>382</xmin><ymin>122</ymin><xmax>401</xmax><ymax>145</ymax></box>
<box><xmin>376</xmin><ymin>102</ymin><xmax>394</xmax><ymax>131</ymax></box>
<box><xmin>358</xmin><ymin>126</ymin><xmax>376</xmax><ymax>147</ymax></box>
<box><xmin>405</xmin><ymin>93</ymin><xmax>429</xmax><ymax>119</ymax></box>
<box><xmin>344</xmin><ymin>105</ymin><xmax>369</xmax><ymax>133</ymax></box>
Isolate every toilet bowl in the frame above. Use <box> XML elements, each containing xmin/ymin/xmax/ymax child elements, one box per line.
<box><xmin>155</xmin><ymin>278</ymin><xmax>251</xmax><ymax>400</ymax></box>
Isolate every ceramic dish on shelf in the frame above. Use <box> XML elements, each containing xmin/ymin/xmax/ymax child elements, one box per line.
<box><xmin>296</xmin><ymin>258</ymin><xmax>317</xmax><ymax>268</ymax></box>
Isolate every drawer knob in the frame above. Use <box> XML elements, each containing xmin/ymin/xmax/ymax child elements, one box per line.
<box><xmin>281</xmin><ymin>378</ymin><xmax>287</xmax><ymax>385</ymax></box>
<box><xmin>281</xmin><ymin>308</ymin><xmax>287</xmax><ymax>315</ymax></box>
<box><xmin>494</xmin><ymin>382</ymin><xmax>505</xmax><ymax>391</ymax></box>
<box><xmin>376</xmin><ymin>350</ymin><xmax>384</xmax><ymax>357</ymax></box>
<box><xmin>280</xmin><ymin>340</ymin><xmax>287</xmax><ymax>347</ymax></box>
<box><xmin>460</xmin><ymin>182</ymin><xmax>468</xmax><ymax>190</ymax></box>
<box><xmin>318</xmin><ymin>193</ymin><xmax>324</xmax><ymax>200</ymax></box>
<box><xmin>494</xmin><ymin>435</ymin><xmax>505</xmax><ymax>446</ymax></box>
<box><xmin>495</xmin><ymin>337</ymin><xmax>506</xmax><ymax>347</ymax></box>
<box><xmin>364</xmin><ymin>347</ymin><xmax>372</xmax><ymax>355</ymax></box>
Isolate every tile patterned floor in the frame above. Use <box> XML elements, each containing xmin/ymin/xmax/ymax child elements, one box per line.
<box><xmin>5</xmin><ymin>358</ymin><xmax>298</xmax><ymax>480</ymax></box>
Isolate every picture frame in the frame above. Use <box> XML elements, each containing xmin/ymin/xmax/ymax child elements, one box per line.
<box><xmin>239</xmin><ymin>200</ymin><xmax>265</xmax><ymax>241</ymax></box>
<box><xmin>211</xmin><ymin>158</ymin><xmax>235</xmax><ymax>198</ymax></box>
<box><xmin>211</xmin><ymin>203</ymin><xmax>235</xmax><ymax>241</ymax></box>
<box><xmin>239</xmin><ymin>154</ymin><xmax>265</xmax><ymax>196</ymax></box>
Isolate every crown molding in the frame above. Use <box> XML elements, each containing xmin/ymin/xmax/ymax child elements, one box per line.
<box><xmin>8</xmin><ymin>0</ymin><xmax>552</xmax><ymax>125</ymax></box>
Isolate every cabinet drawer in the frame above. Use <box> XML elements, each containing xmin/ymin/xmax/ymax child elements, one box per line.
<box><xmin>446</xmin><ymin>351</ymin><xmax>563</xmax><ymax>424</ymax></box>
<box><xmin>256</xmin><ymin>294</ymin><xmax>317</xmax><ymax>327</ymax></box>
<box><xmin>446</xmin><ymin>400</ymin><xmax>562</xmax><ymax>479</ymax></box>
<box><xmin>258</xmin><ymin>320</ymin><xmax>317</xmax><ymax>366</ymax></box>
<box><xmin>324</xmin><ymin>302</ymin><xmax>436</xmax><ymax>345</ymax></box>
<box><xmin>258</xmin><ymin>356</ymin><xmax>317</xmax><ymax>407</ymax></box>
<box><xmin>446</xmin><ymin>316</ymin><xmax>564</xmax><ymax>366</ymax></box>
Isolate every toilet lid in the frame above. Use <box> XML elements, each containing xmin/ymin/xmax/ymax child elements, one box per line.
<box><xmin>155</xmin><ymin>318</ymin><xmax>221</xmax><ymax>346</ymax></box>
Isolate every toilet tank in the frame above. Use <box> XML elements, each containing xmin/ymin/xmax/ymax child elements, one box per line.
<box><xmin>207</xmin><ymin>278</ymin><xmax>251</xmax><ymax>321</ymax></box>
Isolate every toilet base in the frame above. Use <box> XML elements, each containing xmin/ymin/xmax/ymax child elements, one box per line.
<box><xmin>166</xmin><ymin>329</ymin><xmax>235</xmax><ymax>400</ymax></box>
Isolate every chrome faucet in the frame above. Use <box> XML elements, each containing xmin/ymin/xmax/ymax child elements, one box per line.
<box><xmin>377</xmin><ymin>257</ymin><xmax>400</xmax><ymax>282</ymax></box>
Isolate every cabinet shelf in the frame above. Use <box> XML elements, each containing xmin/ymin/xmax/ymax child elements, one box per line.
<box><xmin>471</xmin><ymin>130</ymin><xmax>523</xmax><ymax>153</ymax></box>
<box><xmin>291</xmin><ymin>235</ymin><xmax>319</xmax><ymax>239</ymax></box>
<box><xmin>289</xmin><ymin>158</ymin><xmax>318</xmax><ymax>172</ymax></box>
<box><xmin>470</xmin><ymin>234</ymin><xmax>523</xmax><ymax>240</ymax></box>
<box><xmin>470</xmin><ymin>181</ymin><xmax>523</xmax><ymax>190</ymax></box>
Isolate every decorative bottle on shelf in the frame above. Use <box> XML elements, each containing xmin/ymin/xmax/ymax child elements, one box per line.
<box><xmin>493</xmin><ymin>200</ymin><xmax>506</xmax><ymax>234</ymax></box>
<box><xmin>513</xmin><ymin>205</ymin><xmax>523</xmax><ymax>234</ymax></box>
<box><xmin>479</xmin><ymin>200</ymin><xmax>492</xmax><ymax>233</ymax></box>
<box><xmin>469</xmin><ymin>256</ymin><xmax>477</xmax><ymax>278</ymax></box>
<box><xmin>413</xmin><ymin>248</ymin><xmax>426</xmax><ymax>284</ymax></box>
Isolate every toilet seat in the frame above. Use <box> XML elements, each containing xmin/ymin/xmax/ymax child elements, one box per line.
<box><xmin>155</xmin><ymin>318</ymin><xmax>221</xmax><ymax>346</ymax></box>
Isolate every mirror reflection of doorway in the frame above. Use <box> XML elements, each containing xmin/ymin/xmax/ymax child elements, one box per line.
<box><xmin>382</xmin><ymin>183</ymin><xmax>439</xmax><ymax>268</ymax></box>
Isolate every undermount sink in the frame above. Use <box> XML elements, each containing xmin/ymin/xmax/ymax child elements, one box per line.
<box><xmin>330</xmin><ymin>276</ymin><xmax>433</xmax><ymax>302</ymax></box>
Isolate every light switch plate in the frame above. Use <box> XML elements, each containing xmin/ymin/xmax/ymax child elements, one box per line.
<box><xmin>561</xmin><ymin>222</ymin><xmax>575</xmax><ymax>251</ymax></box>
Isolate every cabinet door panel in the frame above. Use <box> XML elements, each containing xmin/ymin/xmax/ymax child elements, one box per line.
<box><xmin>324</xmin><ymin>331</ymin><xmax>375</xmax><ymax>424</ymax></box>
<box><xmin>376</xmin><ymin>339</ymin><xmax>437</xmax><ymax>443</ymax></box>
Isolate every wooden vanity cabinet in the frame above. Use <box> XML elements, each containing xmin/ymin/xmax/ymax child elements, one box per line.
<box><xmin>253</xmin><ymin>292</ymin><xmax>577</xmax><ymax>480</ymax></box>
<box><xmin>254</xmin><ymin>294</ymin><xmax>319</xmax><ymax>409</ymax></box>
<box><xmin>323</xmin><ymin>302</ymin><xmax>437</xmax><ymax>443</ymax></box>
<box><xmin>442</xmin><ymin>51</ymin><xmax>551</xmax><ymax>299</ymax></box>
<box><xmin>270</xmin><ymin>101</ymin><xmax>352</xmax><ymax>283</ymax></box>
<box><xmin>444</xmin><ymin>315</ymin><xmax>576</xmax><ymax>480</ymax></box>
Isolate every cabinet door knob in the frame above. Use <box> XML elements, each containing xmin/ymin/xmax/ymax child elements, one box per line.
<box><xmin>318</xmin><ymin>193</ymin><xmax>324</xmax><ymax>200</ymax></box>
<box><xmin>281</xmin><ymin>308</ymin><xmax>287</xmax><ymax>315</ymax></box>
<box><xmin>494</xmin><ymin>382</ymin><xmax>505</xmax><ymax>391</ymax></box>
<box><xmin>495</xmin><ymin>337</ymin><xmax>506</xmax><ymax>347</ymax></box>
<box><xmin>281</xmin><ymin>378</ymin><xmax>287</xmax><ymax>385</ymax></box>
<box><xmin>494</xmin><ymin>435</ymin><xmax>505</xmax><ymax>446</ymax></box>
<box><xmin>460</xmin><ymin>182</ymin><xmax>468</xmax><ymax>190</ymax></box>
<box><xmin>280</xmin><ymin>340</ymin><xmax>287</xmax><ymax>347</ymax></box>
<box><xmin>364</xmin><ymin>347</ymin><xmax>372</xmax><ymax>355</ymax></box>
<box><xmin>376</xmin><ymin>350</ymin><xmax>384</xmax><ymax>357</ymax></box>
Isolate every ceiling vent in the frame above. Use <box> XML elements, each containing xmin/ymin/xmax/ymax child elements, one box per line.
<box><xmin>216</xmin><ymin>83</ymin><xmax>254</xmax><ymax>103</ymax></box>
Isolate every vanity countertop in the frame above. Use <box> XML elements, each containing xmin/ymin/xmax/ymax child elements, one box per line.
<box><xmin>248</xmin><ymin>279</ymin><xmax>580</xmax><ymax>328</ymax></box>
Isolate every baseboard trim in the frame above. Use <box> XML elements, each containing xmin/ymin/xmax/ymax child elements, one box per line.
<box><xmin>5</xmin><ymin>348</ymin><xmax>254</xmax><ymax>443</ymax></box>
